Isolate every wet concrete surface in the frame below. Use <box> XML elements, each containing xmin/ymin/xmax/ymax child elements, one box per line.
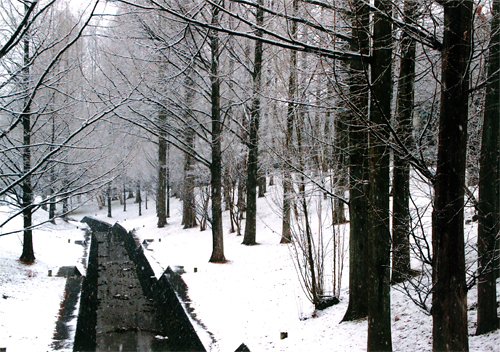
<box><xmin>52</xmin><ymin>277</ymin><xmax>83</xmax><ymax>350</ymax></box>
<box><xmin>93</xmin><ymin>229</ymin><xmax>171</xmax><ymax>352</ymax></box>
<box><xmin>75</xmin><ymin>218</ymin><xmax>207</xmax><ymax>352</ymax></box>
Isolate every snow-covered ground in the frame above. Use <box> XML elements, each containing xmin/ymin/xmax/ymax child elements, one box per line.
<box><xmin>0</xmin><ymin>181</ymin><xmax>499</xmax><ymax>351</ymax></box>
<box><xmin>0</xmin><ymin>205</ymin><xmax>86</xmax><ymax>352</ymax></box>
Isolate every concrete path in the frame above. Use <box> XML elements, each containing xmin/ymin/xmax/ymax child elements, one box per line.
<box><xmin>94</xmin><ymin>229</ymin><xmax>170</xmax><ymax>352</ymax></box>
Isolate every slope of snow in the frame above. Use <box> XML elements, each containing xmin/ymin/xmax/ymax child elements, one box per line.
<box><xmin>0</xmin><ymin>205</ymin><xmax>86</xmax><ymax>352</ymax></box>
<box><xmin>0</xmin><ymin>184</ymin><xmax>499</xmax><ymax>351</ymax></box>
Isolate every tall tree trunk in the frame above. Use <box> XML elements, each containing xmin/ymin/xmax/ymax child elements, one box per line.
<box><xmin>391</xmin><ymin>0</ymin><xmax>417</xmax><ymax>284</ymax></box>
<box><xmin>224</xmin><ymin>170</ymin><xmax>236</xmax><ymax>233</ymax></box>
<box><xmin>237</xmin><ymin>167</ymin><xmax>246</xmax><ymax>219</ymax></box>
<box><xmin>123</xmin><ymin>183</ymin><xmax>127</xmax><ymax>212</ymax></box>
<box><xmin>107</xmin><ymin>185</ymin><xmax>112</xmax><ymax>218</ymax></box>
<box><xmin>243</xmin><ymin>0</ymin><xmax>264</xmax><ymax>246</ymax></box>
<box><xmin>182</xmin><ymin>73</ymin><xmax>197</xmax><ymax>229</ymax></box>
<box><xmin>48</xmin><ymin>112</ymin><xmax>56</xmax><ymax>224</ymax></box>
<box><xmin>476</xmin><ymin>0</ymin><xmax>500</xmax><ymax>336</ymax></box>
<box><xmin>209</xmin><ymin>2</ymin><xmax>226</xmax><ymax>263</ymax></box>
<box><xmin>137</xmin><ymin>181</ymin><xmax>142</xmax><ymax>217</ymax></box>
<box><xmin>432</xmin><ymin>1</ymin><xmax>472</xmax><ymax>351</ymax></box>
<box><xmin>61</xmin><ymin>175</ymin><xmax>69</xmax><ymax>219</ymax></box>
<box><xmin>157</xmin><ymin>104</ymin><xmax>168</xmax><ymax>228</ymax></box>
<box><xmin>19</xmin><ymin>2</ymin><xmax>34</xmax><ymax>264</ymax></box>
<box><xmin>155</xmin><ymin>10</ymin><xmax>167</xmax><ymax>228</ymax></box>
<box><xmin>258</xmin><ymin>167</ymin><xmax>266</xmax><ymax>198</ymax></box>
<box><xmin>332</xmin><ymin>103</ymin><xmax>348</xmax><ymax>225</ymax></box>
<box><xmin>302</xmin><ymin>192</ymin><xmax>319</xmax><ymax>307</ymax></box>
<box><xmin>166</xmin><ymin>142</ymin><xmax>170</xmax><ymax>218</ymax></box>
<box><xmin>49</xmin><ymin>183</ymin><xmax>56</xmax><ymax>223</ymax></box>
<box><xmin>281</xmin><ymin>0</ymin><xmax>298</xmax><ymax>244</ymax></box>
<box><xmin>342</xmin><ymin>0</ymin><xmax>369</xmax><ymax>322</ymax></box>
<box><xmin>367</xmin><ymin>1</ymin><xmax>393</xmax><ymax>350</ymax></box>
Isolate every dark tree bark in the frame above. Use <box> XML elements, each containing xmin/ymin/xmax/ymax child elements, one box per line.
<box><xmin>332</xmin><ymin>104</ymin><xmax>348</xmax><ymax>225</ymax></box>
<box><xmin>476</xmin><ymin>0</ymin><xmax>500</xmax><ymax>336</ymax></box>
<box><xmin>19</xmin><ymin>4</ymin><xmax>35</xmax><ymax>264</ymax></box>
<box><xmin>432</xmin><ymin>1</ymin><xmax>473</xmax><ymax>351</ymax></box>
<box><xmin>281</xmin><ymin>0</ymin><xmax>298</xmax><ymax>245</ymax></box>
<box><xmin>137</xmin><ymin>181</ymin><xmax>142</xmax><ymax>217</ymax></box>
<box><xmin>48</xmin><ymin>112</ymin><xmax>56</xmax><ymax>224</ymax></box>
<box><xmin>123</xmin><ymin>183</ymin><xmax>127</xmax><ymax>212</ymax></box>
<box><xmin>61</xmin><ymin>176</ymin><xmax>69</xmax><ymax>219</ymax></box>
<box><xmin>342</xmin><ymin>0</ymin><xmax>369</xmax><ymax>323</ymax></box>
<box><xmin>391</xmin><ymin>0</ymin><xmax>417</xmax><ymax>284</ymax></box>
<box><xmin>223</xmin><ymin>169</ymin><xmax>236</xmax><ymax>233</ymax></box>
<box><xmin>367</xmin><ymin>1</ymin><xmax>393</xmax><ymax>350</ymax></box>
<box><xmin>107</xmin><ymin>186</ymin><xmax>112</xmax><ymax>218</ymax></box>
<box><xmin>243</xmin><ymin>0</ymin><xmax>264</xmax><ymax>246</ymax></box>
<box><xmin>166</xmin><ymin>142</ymin><xmax>170</xmax><ymax>218</ymax></box>
<box><xmin>182</xmin><ymin>73</ymin><xmax>197</xmax><ymax>229</ymax></box>
<box><xmin>135</xmin><ymin>186</ymin><xmax>141</xmax><ymax>203</ymax></box>
<box><xmin>237</xmin><ymin>169</ymin><xmax>246</xmax><ymax>219</ymax></box>
<box><xmin>209</xmin><ymin>2</ymin><xmax>226</xmax><ymax>263</ymax></box>
<box><xmin>49</xmin><ymin>185</ymin><xmax>56</xmax><ymax>223</ymax></box>
<box><xmin>257</xmin><ymin>167</ymin><xmax>266</xmax><ymax>198</ymax></box>
<box><xmin>157</xmin><ymin>105</ymin><xmax>168</xmax><ymax>228</ymax></box>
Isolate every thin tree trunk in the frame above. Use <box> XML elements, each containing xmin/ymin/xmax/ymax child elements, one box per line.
<box><xmin>237</xmin><ymin>170</ymin><xmax>246</xmax><ymax>219</ymax></box>
<box><xmin>302</xmin><ymin>195</ymin><xmax>319</xmax><ymax>307</ymax></box>
<box><xmin>333</xmin><ymin>107</ymin><xmax>347</xmax><ymax>225</ymax></box>
<box><xmin>342</xmin><ymin>0</ymin><xmax>369</xmax><ymax>322</ymax></box>
<box><xmin>243</xmin><ymin>0</ymin><xmax>264</xmax><ymax>246</ymax></box>
<box><xmin>476</xmin><ymin>0</ymin><xmax>500</xmax><ymax>336</ymax></box>
<box><xmin>224</xmin><ymin>170</ymin><xmax>236</xmax><ymax>233</ymax></box>
<box><xmin>281</xmin><ymin>0</ymin><xmax>298</xmax><ymax>245</ymax></box>
<box><xmin>62</xmin><ymin>177</ymin><xmax>69</xmax><ymax>219</ymax></box>
<box><xmin>123</xmin><ymin>183</ymin><xmax>127</xmax><ymax>212</ymax></box>
<box><xmin>391</xmin><ymin>0</ymin><xmax>417</xmax><ymax>284</ymax></box>
<box><xmin>48</xmin><ymin>112</ymin><xmax>56</xmax><ymax>224</ymax></box>
<box><xmin>48</xmin><ymin>163</ymin><xmax>56</xmax><ymax>223</ymax></box>
<box><xmin>166</xmin><ymin>142</ymin><xmax>170</xmax><ymax>218</ymax></box>
<box><xmin>157</xmin><ymin>104</ymin><xmax>168</xmax><ymax>228</ymax></box>
<box><xmin>107</xmin><ymin>186</ymin><xmax>112</xmax><ymax>218</ymax></box>
<box><xmin>209</xmin><ymin>2</ymin><xmax>226</xmax><ymax>263</ymax></box>
<box><xmin>182</xmin><ymin>73</ymin><xmax>197</xmax><ymax>229</ymax></box>
<box><xmin>432</xmin><ymin>1</ymin><xmax>472</xmax><ymax>351</ymax></box>
<box><xmin>367</xmin><ymin>1</ymin><xmax>393</xmax><ymax>350</ymax></box>
<box><xmin>49</xmin><ymin>186</ymin><xmax>56</xmax><ymax>223</ymax></box>
<box><xmin>137</xmin><ymin>181</ymin><xmax>142</xmax><ymax>217</ymax></box>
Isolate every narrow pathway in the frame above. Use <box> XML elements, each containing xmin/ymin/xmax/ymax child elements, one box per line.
<box><xmin>93</xmin><ymin>229</ymin><xmax>170</xmax><ymax>352</ymax></box>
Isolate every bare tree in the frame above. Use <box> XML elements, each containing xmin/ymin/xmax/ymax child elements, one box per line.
<box><xmin>342</xmin><ymin>0</ymin><xmax>370</xmax><ymax>323</ymax></box>
<box><xmin>366</xmin><ymin>1</ymin><xmax>393</xmax><ymax>350</ymax></box>
<box><xmin>181</xmin><ymin>71</ymin><xmax>197</xmax><ymax>229</ymax></box>
<box><xmin>281</xmin><ymin>0</ymin><xmax>299</xmax><ymax>245</ymax></box>
<box><xmin>476</xmin><ymin>0</ymin><xmax>500</xmax><ymax>336</ymax></box>
<box><xmin>242</xmin><ymin>0</ymin><xmax>264</xmax><ymax>246</ymax></box>
<box><xmin>391</xmin><ymin>0</ymin><xmax>418</xmax><ymax>284</ymax></box>
<box><xmin>19</xmin><ymin>1</ymin><xmax>35</xmax><ymax>263</ymax></box>
<box><xmin>208</xmin><ymin>0</ymin><xmax>226</xmax><ymax>263</ymax></box>
<box><xmin>431</xmin><ymin>1</ymin><xmax>473</xmax><ymax>350</ymax></box>
<box><xmin>0</xmin><ymin>1</ymin><xmax>112</xmax><ymax>263</ymax></box>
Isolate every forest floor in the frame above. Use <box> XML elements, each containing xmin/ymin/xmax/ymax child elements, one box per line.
<box><xmin>0</xmin><ymin>180</ymin><xmax>499</xmax><ymax>351</ymax></box>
